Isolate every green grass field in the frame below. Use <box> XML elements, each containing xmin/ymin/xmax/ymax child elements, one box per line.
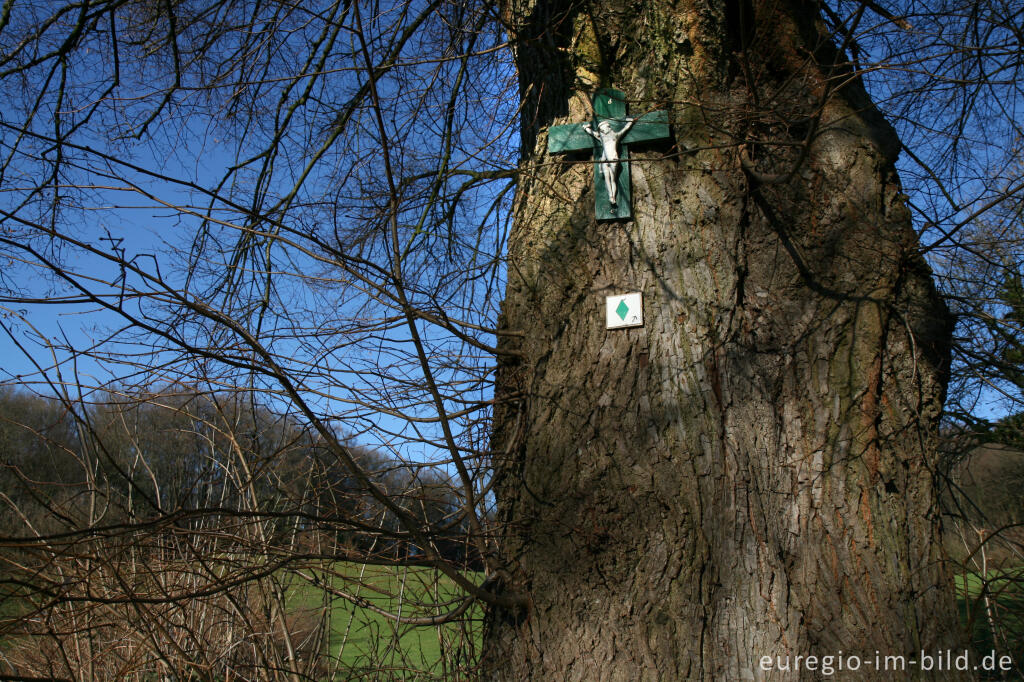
<box><xmin>285</xmin><ymin>563</ymin><xmax>484</xmax><ymax>680</ymax></box>
<box><xmin>955</xmin><ymin>566</ymin><xmax>1024</xmax><ymax>677</ymax></box>
<box><xmin>0</xmin><ymin>562</ymin><xmax>484</xmax><ymax>680</ymax></box>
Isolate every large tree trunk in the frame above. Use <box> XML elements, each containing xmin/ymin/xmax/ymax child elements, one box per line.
<box><xmin>485</xmin><ymin>0</ymin><xmax>963</xmax><ymax>678</ymax></box>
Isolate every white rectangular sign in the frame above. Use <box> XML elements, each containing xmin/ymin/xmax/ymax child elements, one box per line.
<box><xmin>606</xmin><ymin>292</ymin><xmax>643</xmax><ymax>329</ymax></box>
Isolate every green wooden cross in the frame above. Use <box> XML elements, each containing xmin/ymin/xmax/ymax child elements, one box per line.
<box><xmin>548</xmin><ymin>88</ymin><xmax>670</xmax><ymax>220</ymax></box>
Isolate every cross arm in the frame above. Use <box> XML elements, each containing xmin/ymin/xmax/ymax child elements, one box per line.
<box><xmin>548</xmin><ymin>123</ymin><xmax>595</xmax><ymax>154</ymax></box>
<box><xmin>621</xmin><ymin>110</ymin><xmax>670</xmax><ymax>145</ymax></box>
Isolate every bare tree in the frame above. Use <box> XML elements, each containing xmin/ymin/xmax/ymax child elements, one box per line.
<box><xmin>1</xmin><ymin>0</ymin><xmax>519</xmax><ymax>678</ymax></box>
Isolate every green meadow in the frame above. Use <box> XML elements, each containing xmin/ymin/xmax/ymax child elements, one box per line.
<box><xmin>955</xmin><ymin>566</ymin><xmax>1024</xmax><ymax>676</ymax></box>
<box><xmin>285</xmin><ymin>563</ymin><xmax>485</xmax><ymax>680</ymax></box>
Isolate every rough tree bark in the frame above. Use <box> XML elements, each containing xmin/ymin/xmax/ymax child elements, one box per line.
<box><xmin>485</xmin><ymin>0</ymin><xmax>963</xmax><ymax>678</ymax></box>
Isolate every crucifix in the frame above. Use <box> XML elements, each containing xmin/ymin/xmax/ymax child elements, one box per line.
<box><xmin>548</xmin><ymin>88</ymin><xmax>670</xmax><ymax>220</ymax></box>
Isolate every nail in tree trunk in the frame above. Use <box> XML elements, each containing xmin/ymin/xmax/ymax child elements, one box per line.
<box><xmin>486</xmin><ymin>0</ymin><xmax>963</xmax><ymax>678</ymax></box>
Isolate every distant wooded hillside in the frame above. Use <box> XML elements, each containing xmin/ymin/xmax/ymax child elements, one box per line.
<box><xmin>0</xmin><ymin>387</ymin><xmax>473</xmax><ymax>564</ymax></box>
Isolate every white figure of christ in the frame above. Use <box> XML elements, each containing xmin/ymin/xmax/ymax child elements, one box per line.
<box><xmin>583</xmin><ymin>117</ymin><xmax>635</xmax><ymax>207</ymax></box>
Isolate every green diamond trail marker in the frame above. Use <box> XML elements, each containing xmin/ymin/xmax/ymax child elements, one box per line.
<box><xmin>548</xmin><ymin>88</ymin><xmax>670</xmax><ymax>220</ymax></box>
<box><xmin>606</xmin><ymin>293</ymin><xmax>643</xmax><ymax>329</ymax></box>
<box><xmin>615</xmin><ymin>299</ymin><xmax>630</xmax><ymax>320</ymax></box>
